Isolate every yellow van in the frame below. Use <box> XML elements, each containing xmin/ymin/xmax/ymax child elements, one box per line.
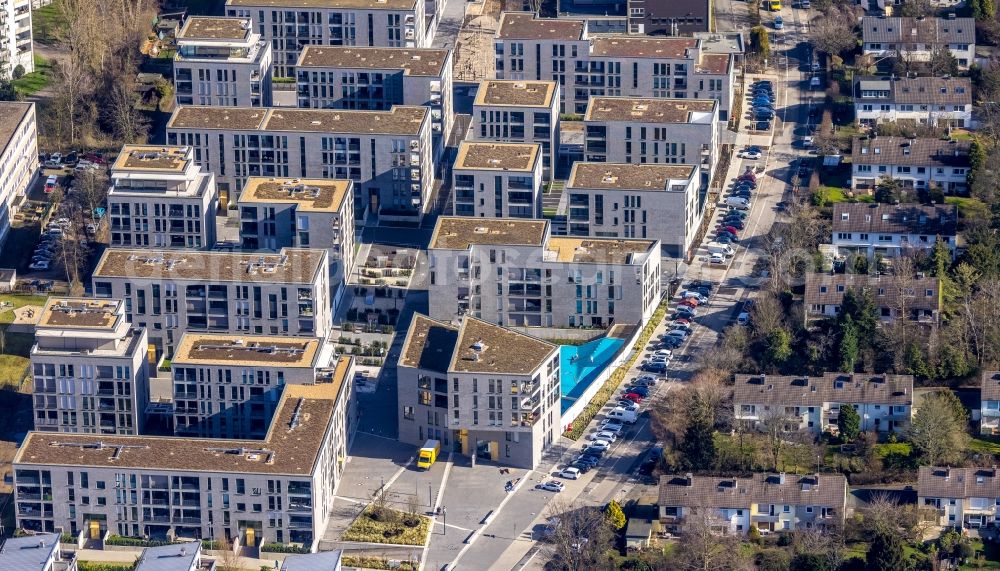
<box><xmin>417</xmin><ymin>439</ymin><xmax>440</xmax><ymax>469</ymax></box>
<box><xmin>769</xmin><ymin>0</ymin><xmax>782</xmax><ymax>10</ymax></box>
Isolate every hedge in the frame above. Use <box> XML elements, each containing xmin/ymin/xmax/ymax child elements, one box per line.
<box><xmin>78</xmin><ymin>563</ymin><xmax>135</xmax><ymax>571</ymax></box>
<box><xmin>105</xmin><ymin>535</ymin><xmax>174</xmax><ymax>548</ymax></box>
<box><xmin>260</xmin><ymin>542</ymin><xmax>310</xmax><ymax>554</ymax></box>
<box><xmin>342</xmin><ymin>556</ymin><xmax>418</xmax><ymax>570</ymax></box>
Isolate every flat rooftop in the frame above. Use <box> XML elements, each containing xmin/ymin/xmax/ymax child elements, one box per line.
<box><xmin>567</xmin><ymin>163</ymin><xmax>696</xmax><ymax>191</ymax></box>
<box><xmin>430</xmin><ymin>217</ymin><xmax>548</xmax><ymax>250</ymax></box>
<box><xmin>113</xmin><ymin>145</ymin><xmax>191</xmax><ymax>173</ymax></box>
<box><xmin>168</xmin><ymin>106</ymin><xmax>267</xmax><ymax>131</ymax></box>
<box><xmin>38</xmin><ymin>298</ymin><xmax>121</xmax><ymax>330</ymax></box>
<box><xmin>400</xmin><ymin>314</ymin><xmax>459</xmax><ymax>374</ymax></box>
<box><xmin>696</xmin><ymin>53</ymin><xmax>733</xmax><ymax>75</ymax></box>
<box><xmin>585</xmin><ymin>97</ymin><xmax>716</xmax><ymax>124</ymax></box>
<box><xmin>545</xmin><ymin>237</ymin><xmax>656</xmax><ymax>264</ymax></box>
<box><xmin>169</xmin><ymin>106</ymin><xmax>428</xmax><ymax>135</ymax></box>
<box><xmin>241</xmin><ymin>178</ymin><xmax>352</xmax><ymax>212</ymax></box>
<box><xmin>227</xmin><ymin>0</ymin><xmax>417</xmax><ymax>10</ymax></box>
<box><xmin>93</xmin><ymin>248</ymin><xmax>326</xmax><ymax>284</ymax></box>
<box><xmin>454</xmin><ymin>142</ymin><xmax>540</xmax><ymax>172</ymax></box>
<box><xmin>297</xmin><ymin>46</ymin><xmax>450</xmax><ymax>76</ymax></box>
<box><xmin>173</xmin><ymin>334</ymin><xmax>322</xmax><ymax>368</ymax></box>
<box><xmin>590</xmin><ymin>37</ymin><xmax>697</xmax><ymax>59</ymax></box>
<box><xmin>14</xmin><ymin>357</ymin><xmax>353</xmax><ymax>475</ymax></box>
<box><xmin>496</xmin><ymin>12</ymin><xmax>584</xmax><ymax>40</ymax></box>
<box><xmin>451</xmin><ymin>317</ymin><xmax>556</xmax><ymax>375</ymax></box>
<box><xmin>474</xmin><ymin>80</ymin><xmax>557</xmax><ymax>108</ymax></box>
<box><xmin>0</xmin><ymin>102</ymin><xmax>32</xmax><ymax>158</ymax></box>
<box><xmin>177</xmin><ymin>16</ymin><xmax>253</xmax><ymax>41</ymax></box>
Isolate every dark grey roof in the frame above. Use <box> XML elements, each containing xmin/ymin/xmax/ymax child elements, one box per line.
<box><xmin>733</xmin><ymin>373</ymin><xmax>913</xmax><ymax>407</ymax></box>
<box><xmin>982</xmin><ymin>371</ymin><xmax>1000</xmax><ymax>402</ymax></box>
<box><xmin>853</xmin><ymin>137</ymin><xmax>970</xmax><ymax>168</ymax></box>
<box><xmin>281</xmin><ymin>550</ymin><xmax>343</xmax><ymax>571</ymax></box>
<box><xmin>831</xmin><ymin>203</ymin><xmax>957</xmax><ymax>237</ymax></box>
<box><xmin>0</xmin><ymin>533</ymin><xmax>60</xmax><ymax>571</ymax></box>
<box><xmin>862</xmin><ymin>16</ymin><xmax>975</xmax><ymax>45</ymax></box>
<box><xmin>658</xmin><ymin>473</ymin><xmax>847</xmax><ymax>510</ymax></box>
<box><xmin>919</xmin><ymin>466</ymin><xmax>1000</xmax><ymax>499</ymax></box>
<box><xmin>854</xmin><ymin>76</ymin><xmax>971</xmax><ymax>106</ymax></box>
<box><xmin>135</xmin><ymin>541</ymin><xmax>201</xmax><ymax>571</ymax></box>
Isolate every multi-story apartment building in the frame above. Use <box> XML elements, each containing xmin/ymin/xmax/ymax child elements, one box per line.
<box><xmin>493</xmin><ymin>14</ymin><xmax>734</xmax><ymax>119</ymax></box>
<box><xmin>626</xmin><ymin>0</ymin><xmax>711</xmax><ymax>35</ymax></box>
<box><xmin>295</xmin><ymin>46</ymin><xmax>452</xmax><ymax>155</ymax></box>
<box><xmin>584</xmin><ymin>97</ymin><xmax>718</xmax><ymax>190</ymax></box>
<box><xmin>733</xmin><ymin>373</ymin><xmax>914</xmax><ymax>435</ymax></box>
<box><xmin>239</xmin><ymin>177</ymin><xmax>356</xmax><ymax>288</ymax></box>
<box><xmin>398</xmin><ymin>314</ymin><xmax>561</xmax><ymax>468</ymax></box>
<box><xmin>862</xmin><ymin>16</ymin><xmax>975</xmax><ymax>68</ymax></box>
<box><xmin>851</xmin><ymin>137</ymin><xmax>970</xmax><ymax>194</ymax></box>
<box><xmin>0</xmin><ymin>533</ymin><xmax>76</xmax><ymax>571</ymax></box>
<box><xmin>30</xmin><ymin>298</ymin><xmax>150</xmax><ymax>436</ymax></box>
<box><xmin>564</xmin><ymin>162</ymin><xmax>701</xmax><ymax>257</ymax></box>
<box><xmin>1</xmin><ymin>0</ymin><xmax>33</xmax><ymax>77</ymax></box>
<box><xmin>225</xmin><ymin>0</ymin><xmax>439</xmax><ymax>77</ymax></box>
<box><xmin>91</xmin><ymin>248</ymin><xmax>331</xmax><ymax>359</ymax></box>
<box><xmin>13</xmin><ymin>357</ymin><xmax>356</xmax><ymax>550</ymax></box>
<box><xmin>174</xmin><ymin>17</ymin><xmax>272</xmax><ymax>108</ymax></box>
<box><xmin>658</xmin><ymin>472</ymin><xmax>848</xmax><ymax>534</ymax></box>
<box><xmin>981</xmin><ymin>371</ymin><xmax>1000</xmax><ymax>435</ymax></box>
<box><xmin>428</xmin><ymin>217</ymin><xmax>661</xmax><ymax>329</ymax></box>
<box><xmin>854</xmin><ymin>76</ymin><xmax>972</xmax><ymax>128</ymax></box>
<box><xmin>831</xmin><ymin>203</ymin><xmax>958</xmax><ymax>259</ymax></box>
<box><xmin>108</xmin><ymin>145</ymin><xmax>218</xmax><ymax>250</ymax></box>
<box><xmin>171</xmin><ymin>333</ymin><xmax>337</xmax><ymax>439</ymax></box>
<box><xmin>919</xmin><ymin>466</ymin><xmax>1000</xmax><ymax>529</ymax></box>
<box><xmin>803</xmin><ymin>272</ymin><xmax>941</xmax><ymax>324</ymax></box>
<box><xmin>452</xmin><ymin>142</ymin><xmax>542</xmax><ymax>219</ymax></box>
<box><xmin>166</xmin><ymin>105</ymin><xmax>433</xmax><ymax>222</ymax></box>
<box><xmin>472</xmin><ymin>80</ymin><xmax>559</xmax><ymax>179</ymax></box>
<box><xmin>0</xmin><ymin>101</ymin><xmax>37</xmax><ymax>245</ymax></box>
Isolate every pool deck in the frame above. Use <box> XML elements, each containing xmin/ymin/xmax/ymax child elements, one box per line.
<box><xmin>559</xmin><ymin>336</ymin><xmax>626</xmax><ymax>412</ymax></box>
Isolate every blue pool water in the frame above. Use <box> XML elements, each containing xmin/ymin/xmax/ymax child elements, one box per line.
<box><xmin>560</xmin><ymin>337</ymin><xmax>626</xmax><ymax>413</ymax></box>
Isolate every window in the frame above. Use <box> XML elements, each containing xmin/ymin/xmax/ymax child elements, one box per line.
<box><xmin>403</xmin><ymin>406</ymin><xmax>414</xmax><ymax>420</ymax></box>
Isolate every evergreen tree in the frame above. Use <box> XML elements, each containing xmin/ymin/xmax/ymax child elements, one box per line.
<box><xmin>750</xmin><ymin>26</ymin><xmax>771</xmax><ymax>59</ymax></box>
<box><xmin>969</xmin><ymin>139</ymin><xmax>987</xmax><ymax>187</ymax></box>
<box><xmin>838</xmin><ymin>402</ymin><xmax>861</xmax><ymax>442</ymax></box>
<box><xmin>765</xmin><ymin>327</ymin><xmax>793</xmax><ymax>365</ymax></box>
<box><xmin>678</xmin><ymin>406</ymin><xmax>717</xmax><ymax>471</ymax></box>
<box><xmin>865</xmin><ymin>529</ymin><xmax>911</xmax><ymax>571</ymax></box>
<box><xmin>604</xmin><ymin>500</ymin><xmax>626</xmax><ymax>531</ymax></box>
<box><xmin>839</xmin><ymin>318</ymin><xmax>860</xmax><ymax>372</ymax></box>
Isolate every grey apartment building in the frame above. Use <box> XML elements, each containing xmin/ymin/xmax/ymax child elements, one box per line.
<box><xmin>452</xmin><ymin>142</ymin><xmax>543</xmax><ymax>219</ymax></box>
<box><xmin>91</xmin><ymin>248</ymin><xmax>331</xmax><ymax>359</ymax></box>
<box><xmin>108</xmin><ymin>145</ymin><xmax>218</xmax><ymax>250</ymax></box>
<box><xmin>428</xmin><ymin>217</ymin><xmax>661</xmax><ymax>329</ymax></box>
<box><xmin>398</xmin><ymin>314</ymin><xmax>561</xmax><ymax>468</ymax></box>
<box><xmin>626</xmin><ymin>0</ymin><xmax>711</xmax><ymax>35</ymax></box>
<box><xmin>14</xmin><ymin>357</ymin><xmax>356</xmax><ymax>551</ymax></box>
<box><xmin>166</xmin><ymin>105</ymin><xmax>433</xmax><ymax>222</ymax></box>
<box><xmin>472</xmin><ymin>80</ymin><xmax>559</xmax><ymax>179</ymax></box>
<box><xmin>174</xmin><ymin>16</ymin><xmax>273</xmax><ymax>107</ymax></box>
<box><xmin>31</xmin><ymin>298</ymin><xmax>149</xmax><ymax>436</ymax></box>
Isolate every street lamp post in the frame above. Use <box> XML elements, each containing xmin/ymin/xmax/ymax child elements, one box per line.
<box><xmin>442</xmin><ymin>506</ymin><xmax>447</xmax><ymax>536</ymax></box>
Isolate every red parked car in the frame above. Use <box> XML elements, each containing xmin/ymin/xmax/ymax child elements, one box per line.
<box><xmin>624</xmin><ymin>393</ymin><xmax>644</xmax><ymax>404</ymax></box>
<box><xmin>679</xmin><ymin>298</ymin><xmax>699</xmax><ymax>308</ymax></box>
<box><xmin>723</xmin><ymin>226</ymin><xmax>740</xmax><ymax>235</ymax></box>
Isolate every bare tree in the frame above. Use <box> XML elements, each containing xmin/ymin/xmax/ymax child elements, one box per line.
<box><xmin>672</xmin><ymin>508</ymin><xmax>748</xmax><ymax>571</ymax></box>
<box><xmin>758</xmin><ymin>407</ymin><xmax>794</xmax><ymax>471</ymax></box>
<box><xmin>544</xmin><ymin>500</ymin><xmax>614</xmax><ymax>571</ymax></box>
<box><xmin>49</xmin><ymin>57</ymin><xmax>92</xmax><ymax>146</ymax></box>
<box><xmin>810</xmin><ymin>5</ymin><xmax>861</xmax><ymax>57</ymax></box>
<box><xmin>750</xmin><ymin>290</ymin><xmax>784</xmax><ymax>340</ymax></box>
<box><xmin>73</xmin><ymin>170</ymin><xmax>109</xmax><ymax>224</ymax></box>
<box><xmin>862</xmin><ymin>492</ymin><xmax>934</xmax><ymax>543</ymax></box>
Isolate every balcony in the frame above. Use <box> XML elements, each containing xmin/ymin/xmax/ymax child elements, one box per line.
<box><xmin>173</xmin><ymin>516</ymin><xmax>202</xmax><ymax>524</ymax></box>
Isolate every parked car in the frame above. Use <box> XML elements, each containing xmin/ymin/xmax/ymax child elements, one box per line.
<box><xmin>29</xmin><ymin>261</ymin><xmax>50</xmax><ymax>271</ymax></box>
<box><xmin>626</xmin><ymin>386</ymin><xmax>650</xmax><ymax>398</ymax></box>
<box><xmin>601</xmin><ymin>419</ymin><xmax>625</xmax><ymax>433</ymax></box>
<box><xmin>617</xmin><ymin>400</ymin><xmax>640</xmax><ymax>411</ymax></box>
<box><xmin>774</xmin><ymin>16</ymin><xmax>784</xmax><ymax>29</ymax></box>
<box><xmin>715</xmin><ymin>234</ymin><xmax>734</xmax><ymax>244</ymax></box>
<box><xmin>537</xmin><ymin>481</ymin><xmax>565</xmax><ymax>492</ymax></box>
<box><xmin>559</xmin><ymin>467</ymin><xmax>581</xmax><ymax>480</ymax></box>
<box><xmin>738</xmin><ymin>150</ymin><xmax>762</xmax><ymax>160</ymax></box>
<box><xmin>44</xmin><ymin>175</ymin><xmax>58</xmax><ymax>193</ymax></box>
<box><xmin>569</xmin><ymin>461</ymin><xmax>592</xmax><ymax>474</ymax></box>
<box><xmin>588</xmin><ymin>430</ymin><xmax>617</xmax><ymax>443</ymax></box>
<box><xmin>624</xmin><ymin>392</ymin><xmax>644</xmax><ymax>403</ymax></box>
<box><xmin>709</xmin><ymin>253</ymin><xmax>726</xmax><ymax>264</ymax></box>
<box><xmin>583</xmin><ymin>445</ymin><xmax>607</xmax><ymax>456</ymax></box>
<box><xmin>679</xmin><ymin>298</ymin><xmax>698</xmax><ymax>308</ymax></box>
<box><xmin>675</xmin><ymin>305</ymin><xmax>697</xmax><ymax>317</ymax></box>
<box><xmin>575</xmin><ymin>454</ymin><xmax>600</xmax><ymax>467</ymax></box>
<box><xmin>756</xmin><ymin>121</ymin><xmax>772</xmax><ymax>131</ymax></box>
<box><xmin>725</xmin><ymin>196</ymin><xmax>750</xmax><ymax>209</ymax></box>
<box><xmin>44</xmin><ymin>153</ymin><xmax>63</xmax><ymax>168</ymax></box>
<box><xmin>657</xmin><ymin>338</ymin><xmax>682</xmax><ymax>350</ymax></box>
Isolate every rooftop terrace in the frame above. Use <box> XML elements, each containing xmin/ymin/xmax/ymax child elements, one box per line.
<box><xmin>241</xmin><ymin>178</ymin><xmax>352</xmax><ymax>212</ymax></box>
<box><xmin>429</xmin><ymin>217</ymin><xmax>548</xmax><ymax>250</ymax></box>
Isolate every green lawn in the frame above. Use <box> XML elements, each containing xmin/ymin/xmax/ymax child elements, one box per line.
<box><xmin>873</xmin><ymin>442</ymin><xmax>912</xmax><ymax>458</ymax></box>
<box><xmin>946</xmin><ymin>196</ymin><xmax>990</xmax><ymax>223</ymax></box>
<box><xmin>960</xmin><ymin>539</ymin><xmax>1000</xmax><ymax>570</ymax></box>
<box><xmin>969</xmin><ymin>436</ymin><xmax>1000</xmax><ymax>455</ymax></box>
<box><xmin>0</xmin><ymin>294</ymin><xmax>49</xmax><ymax>324</ymax></box>
<box><xmin>13</xmin><ymin>56</ymin><xmax>53</xmax><ymax>96</ymax></box>
<box><xmin>31</xmin><ymin>1</ymin><xmax>67</xmax><ymax>45</ymax></box>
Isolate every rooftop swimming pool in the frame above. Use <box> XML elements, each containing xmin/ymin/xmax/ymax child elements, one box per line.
<box><xmin>560</xmin><ymin>336</ymin><xmax>626</xmax><ymax>414</ymax></box>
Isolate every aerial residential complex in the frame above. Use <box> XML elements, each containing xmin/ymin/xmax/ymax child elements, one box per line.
<box><xmin>398</xmin><ymin>314</ymin><xmax>561</xmax><ymax>468</ymax></box>
<box><xmin>0</xmin><ymin>101</ymin><xmax>37</xmax><ymax>246</ymax></box>
<box><xmin>0</xmin><ymin>0</ymin><xmax>33</xmax><ymax>77</ymax></box>
<box><xmin>851</xmin><ymin>137</ymin><xmax>970</xmax><ymax>194</ymax></box>
<box><xmin>174</xmin><ymin>16</ymin><xmax>273</xmax><ymax>107</ymax></box>
<box><xmin>803</xmin><ymin>272</ymin><xmax>941</xmax><ymax>324</ymax></box>
<box><xmin>862</xmin><ymin>16</ymin><xmax>975</xmax><ymax>69</ymax></box>
<box><xmin>918</xmin><ymin>466</ymin><xmax>1000</xmax><ymax>530</ymax></box>
<box><xmin>452</xmin><ymin>142</ymin><xmax>543</xmax><ymax>219</ymax></box>
<box><xmin>853</xmin><ymin>76</ymin><xmax>972</xmax><ymax>128</ymax></box>
<box><xmin>830</xmin><ymin>203</ymin><xmax>958</xmax><ymax>259</ymax></box>
<box><xmin>471</xmin><ymin>80</ymin><xmax>559</xmax><ymax>179</ymax></box>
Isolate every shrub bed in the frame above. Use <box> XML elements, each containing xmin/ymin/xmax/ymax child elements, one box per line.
<box><xmin>260</xmin><ymin>542</ymin><xmax>309</xmax><ymax>554</ymax></box>
<box><xmin>342</xmin><ymin>506</ymin><xmax>431</xmax><ymax>546</ymax></box>
<box><xmin>105</xmin><ymin>535</ymin><xmax>173</xmax><ymax>548</ymax></box>
<box><xmin>342</xmin><ymin>556</ymin><xmax>418</xmax><ymax>570</ymax></box>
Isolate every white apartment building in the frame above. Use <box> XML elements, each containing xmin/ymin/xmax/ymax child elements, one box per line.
<box><xmin>31</xmin><ymin>298</ymin><xmax>149</xmax><ymax>436</ymax></box>
<box><xmin>13</xmin><ymin>357</ymin><xmax>356</xmax><ymax>551</ymax></box>
<box><xmin>0</xmin><ymin>533</ymin><xmax>76</xmax><ymax>571</ymax></box>
<box><xmin>428</xmin><ymin>217</ymin><xmax>662</xmax><ymax>329</ymax></box>
<box><xmin>166</xmin><ymin>105</ymin><xmax>433</xmax><ymax>222</ymax></box>
<box><xmin>398</xmin><ymin>314</ymin><xmax>561</xmax><ymax>468</ymax></box>
<box><xmin>452</xmin><ymin>142</ymin><xmax>542</xmax><ymax>219</ymax></box>
<box><xmin>1</xmin><ymin>0</ymin><xmax>33</xmax><ymax>77</ymax></box>
<box><xmin>584</xmin><ymin>97</ymin><xmax>718</xmax><ymax>191</ymax></box>
<box><xmin>831</xmin><ymin>203</ymin><xmax>958</xmax><ymax>259</ymax></box>
<box><xmin>108</xmin><ymin>145</ymin><xmax>218</xmax><ymax>250</ymax></box>
<box><xmin>493</xmin><ymin>13</ymin><xmax>734</xmax><ymax>119</ymax></box>
<box><xmin>854</xmin><ymin>76</ymin><xmax>972</xmax><ymax>128</ymax></box>
<box><xmin>225</xmin><ymin>0</ymin><xmax>440</xmax><ymax>77</ymax></box>
<box><xmin>565</xmin><ymin>163</ymin><xmax>701</xmax><ymax>258</ymax></box>
<box><xmin>733</xmin><ymin>373</ymin><xmax>914</xmax><ymax>435</ymax></box>
<box><xmin>658</xmin><ymin>473</ymin><xmax>848</xmax><ymax>535</ymax></box>
<box><xmin>91</xmin><ymin>248</ymin><xmax>331</xmax><ymax>359</ymax></box>
<box><xmin>862</xmin><ymin>16</ymin><xmax>975</xmax><ymax>68</ymax></box>
<box><xmin>296</xmin><ymin>46</ymin><xmax>452</xmax><ymax>155</ymax></box>
<box><xmin>174</xmin><ymin>17</ymin><xmax>273</xmax><ymax>108</ymax></box>
<box><xmin>981</xmin><ymin>371</ymin><xmax>1000</xmax><ymax>435</ymax></box>
<box><xmin>851</xmin><ymin>137</ymin><xmax>970</xmax><ymax>194</ymax></box>
<box><xmin>472</xmin><ymin>80</ymin><xmax>559</xmax><ymax>179</ymax></box>
<box><xmin>171</xmin><ymin>333</ymin><xmax>337</xmax><ymax>439</ymax></box>
<box><xmin>239</xmin><ymin>177</ymin><xmax>356</xmax><ymax>289</ymax></box>
<box><xmin>0</xmin><ymin>101</ymin><xmax>37</xmax><ymax>244</ymax></box>
<box><xmin>919</xmin><ymin>466</ymin><xmax>1000</xmax><ymax>530</ymax></box>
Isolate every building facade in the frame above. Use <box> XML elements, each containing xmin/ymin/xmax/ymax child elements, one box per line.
<box><xmin>0</xmin><ymin>101</ymin><xmax>38</xmax><ymax>246</ymax></box>
<box><xmin>31</xmin><ymin>298</ymin><xmax>149</xmax><ymax>436</ymax></box>
<box><xmin>626</xmin><ymin>0</ymin><xmax>711</xmax><ymax>35</ymax></box>
<box><xmin>1</xmin><ymin>0</ymin><xmax>33</xmax><ymax>77</ymax></box>
<box><xmin>452</xmin><ymin>142</ymin><xmax>543</xmax><ymax>219</ymax></box>
<box><xmin>428</xmin><ymin>217</ymin><xmax>662</xmax><ymax>329</ymax></box>
<box><xmin>851</xmin><ymin>137</ymin><xmax>970</xmax><ymax>194</ymax></box>
<box><xmin>862</xmin><ymin>16</ymin><xmax>975</xmax><ymax>68</ymax></box>
<box><xmin>471</xmin><ymin>80</ymin><xmax>559</xmax><ymax>179</ymax></box>
<box><xmin>91</xmin><ymin>248</ymin><xmax>331</xmax><ymax>358</ymax></box>
<box><xmin>830</xmin><ymin>203</ymin><xmax>958</xmax><ymax>258</ymax></box>
<box><xmin>108</xmin><ymin>145</ymin><xmax>219</xmax><ymax>250</ymax></box>
<box><xmin>398</xmin><ymin>314</ymin><xmax>561</xmax><ymax>468</ymax></box>
<box><xmin>981</xmin><ymin>371</ymin><xmax>1000</xmax><ymax>435</ymax></box>
<box><xmin>174</xmin><ymin>17</ymin><xmax>273</xmax><ymax>108</ymax></box>
<box><xmin>803</xmin><ymin>272</ymin><xmax>941</xmax><ymax>324</ymax></box>
<box><xmin>854</xmin><ymin>76</ymin><xmax>972</xmax><ymax>128</ymax></box>
<box><xmin>919</xmin><ymin>466</ymin><xmax>1000</xmax><ymax>530</ymax></box>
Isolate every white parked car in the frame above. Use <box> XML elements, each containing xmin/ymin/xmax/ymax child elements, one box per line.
<box><xmin>559</xmin><ymin>467</ymin><xmax>581</xmax><ymax>480</ymax></box>
<box><xmin>738</xmin><ymin>150</ymin><xmax>762</xmax><ymax>160</ymax></box>
<box><xmin>29</xmin><ymin>260</ymin><xmax>50</xmax><ymax>270</ymax></box>
<box><xmin>653</xmin><ymin>350</ymin><xmax>672</xmax><ymax>359</ymax></box>
<box><xmin>537</xmin><ymin>481</ymin><xmax>565</xmax><ymax>493</ymax></box>
<box><xmin>589</xmin><ymin>439</ymin><xmax>612</xmax><ymax>451</ymax></box>
<box><xmin>709</xmin><ymin>253</ymin><xmax>727</xmax><ymax>264</ymax></box>
<box><xmin>588</xmin><ymin>430</ymin><xmax>616</xmax><ymax>443</ymax></box>
<box><xmin>600</xmin><ymin>419</ymin><xmax>625</xmax><ymax>433</ymax></box>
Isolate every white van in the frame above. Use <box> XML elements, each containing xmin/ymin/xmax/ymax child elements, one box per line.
<box><xmin>707</xmin><ymin>242</ymin><xmax>735</xmax><ymax>257</ymax></box>
<box><xmin>608</xmin><ymin>408</ymin><xmax>638</xmax><ymax>424</ymax></box>
<box><xmin>725</xmin><ymin>196</ymin><xmax>750</xmax><ymax>209</ymax></box>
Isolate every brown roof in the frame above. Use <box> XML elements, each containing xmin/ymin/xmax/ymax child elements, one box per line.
<box><xmin>862</xmin><ymin>16</ymin><xmax>975</xmax><ymax>46</ymax></box>
<box><xmin>733</xmin><ymin>373</ymin><xmax>913</xmax><ymax>407</ymax></box>
<box><xmin>496</xmin><ymin>12</ymin><xmax>585</xmax><ymax>40</ymax></box>
<box><xmin>37</xmin><ymin>298</ymin><xmax>121</xmax><ymax>329</ymax></box>
<box><xmin>831</xmin><ymin>203</ymin><xmax>957</xmax><ymax>236</ymax></box>
<box><xmin>545</xmin><ymin>237</ymin><xmax>656</xmax><ymax>264</ymax></box>
<box><xmin>585</xmin><ymin>97</ymin><xmax>716</xmax><ymax>123</ymax></box>
<box><xmin>297</xmin><ymin>46</ymin><xmax>450</xmax><ymax>77</ymax></box>
<box><xmin>804</xmin><ymin>272</ymin><xmax>941</xmax><ymax>313</ymax></box>
<box><xmin>454</xmin><ymin>142</ymin><xmax>540</xmax><ymax>172</ymax></box>
<box><xmin>227</xmin><ymin>0</ymin><xmax>417</xmax><ymax>10</ymax></box>
<box><xmin>658</xmin><ymin>473</ymin><xmax>847</xmax><ymax>510</ymax></box>
<box><xmin>113</xmin><ymin>145</ymin><xmax>191</xmax><ymax>172</ymax></box>
<box><xmin>474</xmin><ymin>80</ymin><xmax>557</xmax><ymax>108</ymax></box>
<box><xmin>982</xmin><ymin>371</ymin><xmax>1000</xmax><ymax>402</ymax></box>
<box><xmin>93</xmin><ymin>248</ymin><xmax>326</xmax><ymax>284</ymax></box>
<box><xmin>177</xmin><ymin>16</ymin><xmax>252</xmax><ymax>41</ymax></box>
<box><xmin>590</xmin><ymin>37</ymin><xmax>697</xmax><ymax>59</ymax></box>
<box><xmin>450</xmin><ymin>317</ymin><xmax>556</xmax><ymax>375</ymax></box>
<box><xmin>918</xmin><ymin>466</ymin><xmax>1000</xmax><ymax>499</ymax></box>
<box><xmin>855</xmin><ymin>76</ymin><xmax>971</xmax><ymax>106</ymax></box>
<box><xmin>853</xmin><ymin>137</ymin><xmax>970</xmax><ymax>168</ymax></box>
<box><xmin>169</xmin><ymin>106</ymin><xmax>428</xmax><ymax>135</ymax></box>
<box><xmin>400</xmin><ymin>314</ymin><xmax>459</xmax><ymax>373</ymax></box>
<box><xmin>168</xmin><ymin>106</ymin><xmax>267</xmax><ymax>130</ymax></box>
<box><xmin>567</xmin><ymin>163</ymin><xmax>696</xmax><ymax>192</ymax></box>
<box><xmin>430</xmin><ymin>217</ymin><xmax>548</xmax><ymax>250</ymax></box>
<box><xmin>240</xmin><ymin>178</ymin><xmax>352</xmax><ymax>212</ymax></box>
<box><xmin>0</xmin><ymin>102</ymin><xmax>32</xmax><ymax>158</ymax></box>
<box><xmin>173</xmin><ymin>334</ymin><xmax>322</xmax><ymax>367</ymax></box>
<box><xmin>695</xmin><ymin>53</ymin><xmax>733</xmax><ymax>75</ymax></box>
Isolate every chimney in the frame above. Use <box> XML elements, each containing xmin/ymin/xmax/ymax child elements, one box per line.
<box><xmin>778</xmin><ymin>472</ymin><xmax>786</xmax><ymax>485</ymax></box>
<box><xmin>685</xmin><ymin>472</ymin><xmax>694</xmax><ymax>486</ymax></box>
